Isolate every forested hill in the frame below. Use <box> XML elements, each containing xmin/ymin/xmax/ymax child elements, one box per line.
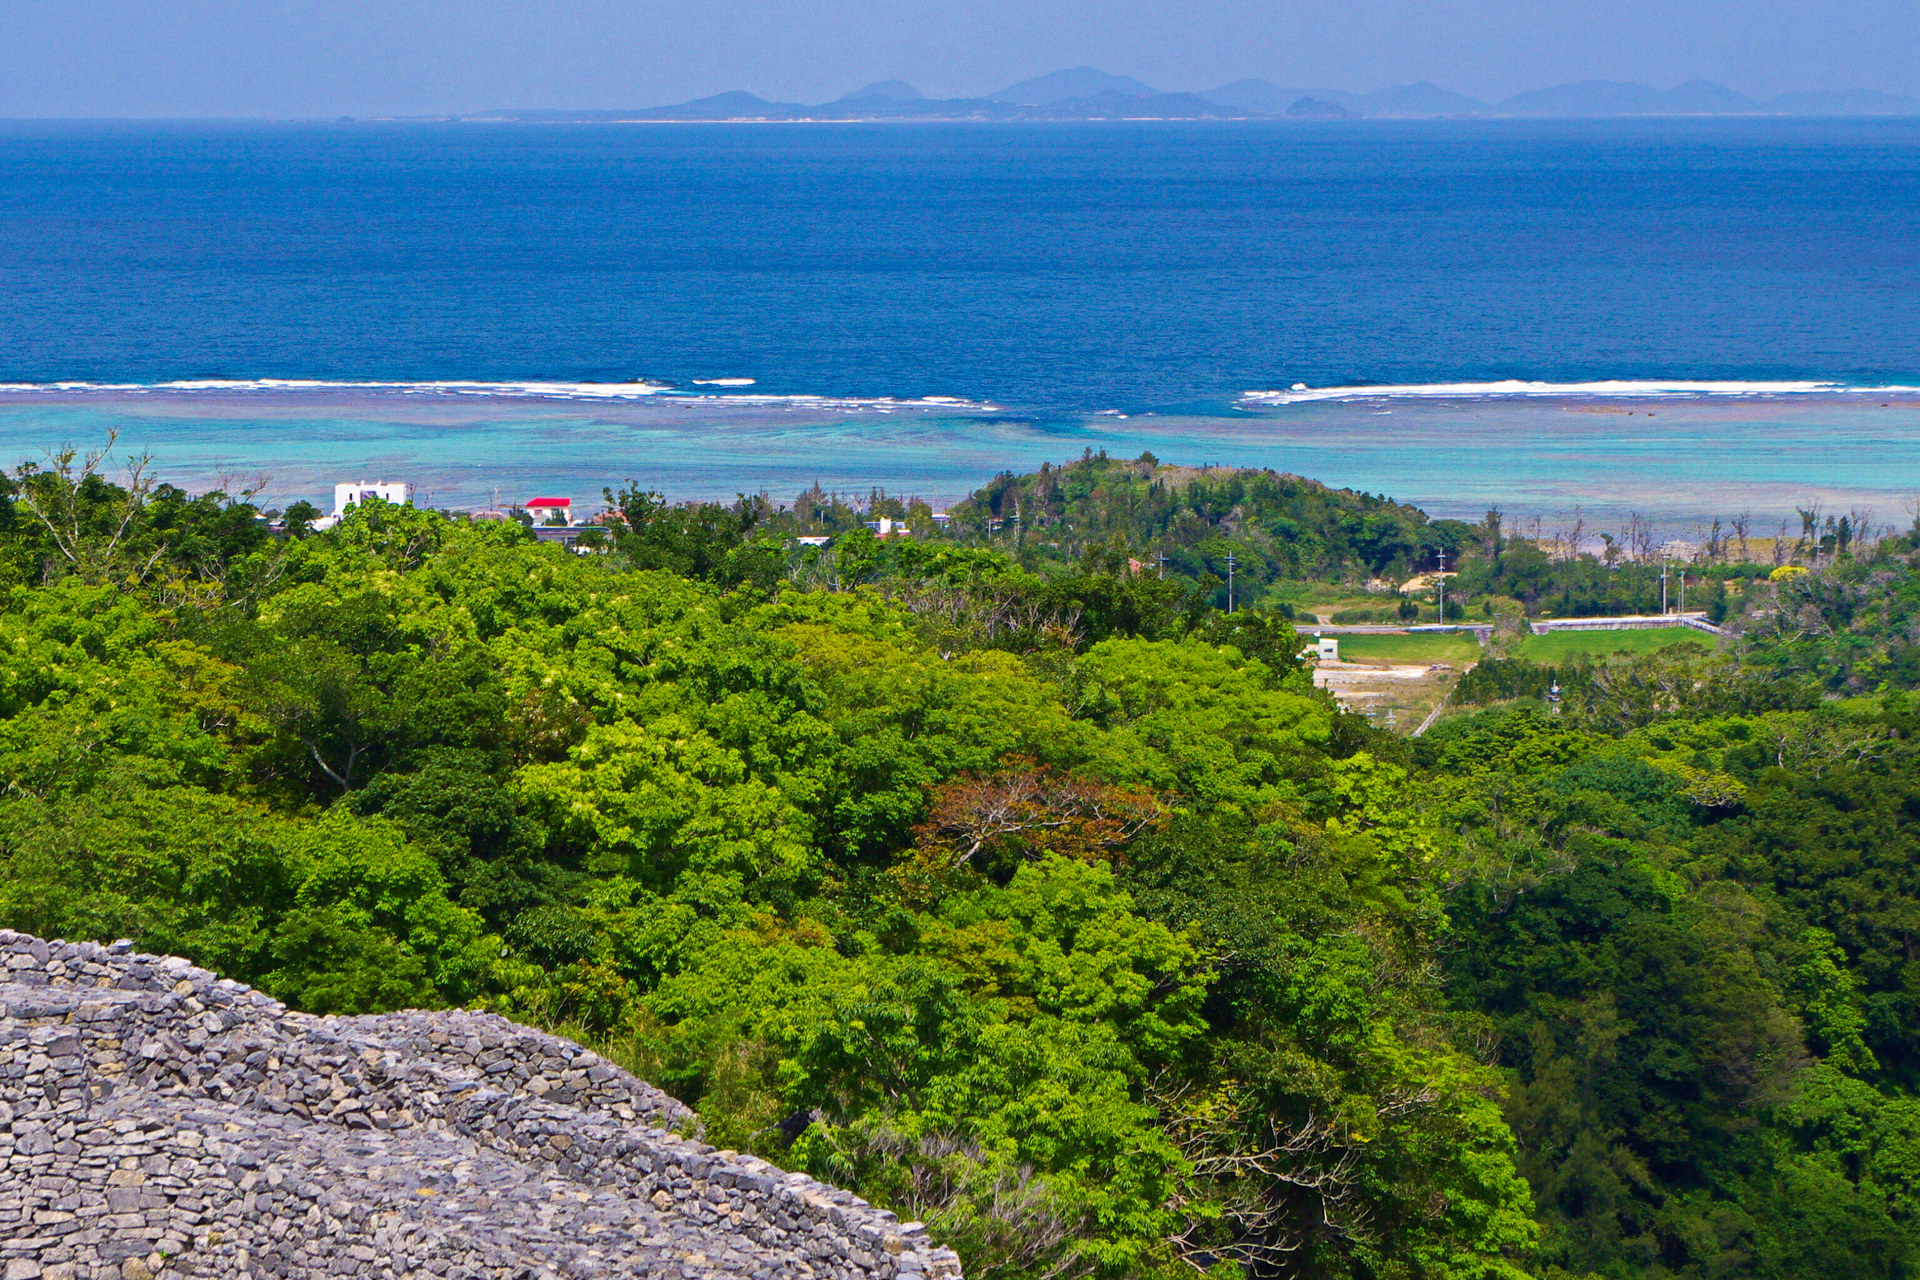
<box><xmin>826</xmin><ymin>451</ymin><xmax>1812</xmax><ymax>621</ymax></box>
<box><xmin>0</xmin><ymin>447</ymin><xmax>1915</xmax><ymax>1280</ymax></box>
<box><xmin>949</xmin><ymin>453</ymin><xmax>1453</xmax><ymax>581</ymax></box>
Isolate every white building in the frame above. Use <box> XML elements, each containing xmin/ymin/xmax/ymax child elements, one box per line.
<box><xmin>1298</xmin><ymin>637</ymin><xmax>1340</xmax><ymax>663</ymax></box>
<box><xmin>333</xmin><ymin>481</ymin><xmax>414</xmax><ymax>516</ymax></box>
<box><xmin>304</xmin><ymin>481</ymin><xmax>414</xmax><ymax>530</ymax></box>
<box><xmin>526</xmin><ymin>497</ymin><xmax>573</xmax><ymax>525</ymax></box>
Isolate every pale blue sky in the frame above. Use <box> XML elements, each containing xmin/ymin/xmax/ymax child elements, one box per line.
<box><xmin>0</xmin><ymin>0</ymin><xmax>1913</xmax><ymax>117</ymax></box>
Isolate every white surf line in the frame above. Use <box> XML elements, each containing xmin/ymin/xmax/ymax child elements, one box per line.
<box><xmin>0</xmin><ymin>380</ymin><xmax>999</xmax><ymax>411</ymax></box>
<box><xmin>1241</xmin><ymin>379</ymin><xmax>1920</xmax><ymax>405</ymax></box>
<box><xmin>0</xmin><ymin>378</ymin><xmax>677</xmax><ymax>399</ymax></box>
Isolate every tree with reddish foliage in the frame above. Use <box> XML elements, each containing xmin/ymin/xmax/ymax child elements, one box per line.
<box><xmin>913</xmin><ymin>758</ymin><xmax>1163</xmax><ymax>871</ymax></box>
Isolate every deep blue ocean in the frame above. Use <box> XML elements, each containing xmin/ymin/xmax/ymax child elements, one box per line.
<box><xmin>6</xmin><ymin>117</ymin><xmax>1920</xmax><ymax>402</ymax></box>
<box><xmin>1</xmin><ymin>117</ymin><xmax>1917</xmax><ymax>524</ymax></box>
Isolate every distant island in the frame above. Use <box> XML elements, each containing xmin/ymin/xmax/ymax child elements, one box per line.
<box><xmin>460</xmin><ymin>66</ymin><xmax>1920</xmax><ymax>123</ymax></box>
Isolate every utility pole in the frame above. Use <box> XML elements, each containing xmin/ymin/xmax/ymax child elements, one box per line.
<box><xmin>1661</xmin><ymin>559</ymin><xmax>1669</xmax><ymax>614</ymax></box>
<box><xmin>1157</xmin><ymin>552</ymin><xmax>1168</xmax><ymax>580</ymax></box>
<box><xmin>1436</xmin><ymin>548</ymin><xmax>1447</xmax><ymax>621</ymax></box>
<box><xmin>1226</xmin><ymin>553</ymin><xmax>1238</xmax><ymax>613</ymax></box>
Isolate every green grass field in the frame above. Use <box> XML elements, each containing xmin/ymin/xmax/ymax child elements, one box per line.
<box><xmin>1332</xmin><ymin>632</ymin><xmax>1484</xmax><ymax>666</ymax></box>
<box><xmin>1324</xmin><ymin>626</ymin><xmax>1712</xmax><ymax>668</ymax></box>
<box><xmin>1263</xmin><ymin>583</ymin><xmax>1408</xmax><ymax>621</ymax></box>
<box><xmin>1514</xmin><ymin>628</ymin><xmax>1711</xmax><ymax>663</ymax></box>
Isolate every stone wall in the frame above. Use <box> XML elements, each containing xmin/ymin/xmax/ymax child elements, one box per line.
<box><xmin>0</xmin><ymin>931</ymin><xmax>964</xmax><ymax>1280</ymax></box>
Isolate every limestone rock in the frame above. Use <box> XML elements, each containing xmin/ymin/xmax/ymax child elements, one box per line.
<box><xmin>0</xmin><ymin>930</ymin><xmax>963</xmax><ymax>1280</ymax></box>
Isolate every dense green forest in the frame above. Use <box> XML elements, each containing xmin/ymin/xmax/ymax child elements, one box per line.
<box><xmin>0</xmin><ymin>443</ymin><xmax>1916</xmax><ymax>1280</ymax></box>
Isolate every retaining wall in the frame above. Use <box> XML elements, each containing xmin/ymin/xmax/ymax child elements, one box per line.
<box><xmin>1527</xmin><ymin>612</ymin><xmax>1717</xmax><ymax>635</ymax></box>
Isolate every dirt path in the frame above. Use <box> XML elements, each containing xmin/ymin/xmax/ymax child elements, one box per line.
<box><xmin>1411</xmin><ymin>698</ymin><xmax>1449</xmax><ymax>736</ymax></box>
<box><xmin>1312</xmin><ymin>658</ymin><xmax>1471</xmax><ymax>735</ymax></box>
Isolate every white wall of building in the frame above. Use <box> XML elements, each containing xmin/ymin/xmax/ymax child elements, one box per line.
<box><xmin>333</xmin><ymin>481</ymin><xmax>415</xmax><ymax>516</ymax></box>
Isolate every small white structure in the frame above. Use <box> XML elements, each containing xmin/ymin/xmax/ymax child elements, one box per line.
<box><xmin>796</xmin><ymin>535</ymin><xmax>831</xmax><ymax>547</ymax></box>
<box><xmin>333</xmin><ymin>481</ymin><xmax>414</xmax><ymax>517</ymax></box>
<box><xmin>864</xmin><ymin>517</ymin><xmax>912</xmax><ymax>538</ymax></box>
<box><xmin>1659</xmin><ymin>540</ymin><xmax>1700</xmax><ymax>562</ymax></box>
<box><xmin>526</xmin><ymin>497</ymin><xmax>573</xmax><ymax>525</ymax></box>
<box><xmin>1299</xmin><ymin>636</ymin><xmax>1340</xmax><ymax>663</ymax></box>
<box><xmin>306</xmin><ymin>480</ymin><xmax>413</xmax><ymax>530</ymax></box>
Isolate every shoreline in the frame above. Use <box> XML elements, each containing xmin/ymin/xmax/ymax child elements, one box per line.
<box><xmin>0</xmin><ymin>386</ymin><xmax>1917</xmax><ymax>533</ymax></box>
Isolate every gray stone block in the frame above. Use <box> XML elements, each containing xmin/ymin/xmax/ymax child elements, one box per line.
<box><xmin>0</xmin><ymin>932</ymin><xmax>962</xmax><ymax>1280</ymax></box>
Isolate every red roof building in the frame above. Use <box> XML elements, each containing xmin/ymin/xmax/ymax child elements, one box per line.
<box><xmin>526</xmin><ymin>497</ymin><xmax>574</xmax><ymax>526</ymax></box>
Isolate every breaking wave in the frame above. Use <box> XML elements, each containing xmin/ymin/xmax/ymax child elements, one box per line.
<box><xmin>1241</xmin><ymin>379</ymin><xmax>1920</xmax><ymax>405</ymax></box>
<box><xmin>0</xmin><ymin>379</ymin><xmax>997</xmax><ymax>411</ymax></box>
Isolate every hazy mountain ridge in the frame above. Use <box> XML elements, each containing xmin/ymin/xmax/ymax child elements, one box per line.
<box><xmin>474</xmin><ymin>68</ymin><xmax>1920</xmax><ymax>121</ymax></box>
<box><xmin>989</xmin><ymin>67</ymin><xmax>1162</xmax><ymax>104</ymax></box>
